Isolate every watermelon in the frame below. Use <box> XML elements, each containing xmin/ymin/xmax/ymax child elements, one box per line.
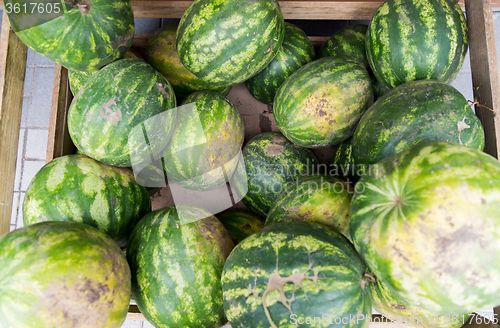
<box><xmin>239</xmin><ymin>132</ymin><xmax>320</xmax><ymax>218</ymax></box>
<box><xmin>350</xmin><ymin>141</ymin><xmax>500</xmax><ymax>314</ymax></box>
<box><xmin>265</xmin><ymin>174</ymin><xmax>353</xmax><ymax>240</ymax></box>
<box><xmin>126</xmin><ymin>205</ymin><xmax>234</xmax><ymax>328</ymax></box>
<box><xmin>22</xmin><ymin>154</ymin><xmax>151</xmax><ymax>248</ymax></box>
<box><xmin>351</xmin><ymin>80</ymin><xmax>485</xmax><ymax>177</ymax></box>
<box><xmin>244</xmin><ymin>22</ymin><xmax>315</xmax><ymax>104</ymax></box>
<box><xmin>330</xmin><ymin>137</ymin><xmax>355</xmax><ymax>181</ymax></box>
<box><xmin>273</xmin><ymin>57</ymin><xmax>374</xmax><ymax>148</ymax></box>
<box><xmin>176</xmin><ymin>0</ymin><xmax>285</xmax><ymax>87</ymax></box>
<box><xmin>161</xmin><ymin>90</ymin><xmax>244</xmax><ymax>191</ymax></box>
<box><xmin>369</xmin><ymin>273</ymin><xmax>470</xmax><ymax>328</ymax></box>
<box><xmin>144</xmin><ymin>24</ymin><xmax>231</xmax><ymax>99</ymax></box>
<box><xmin>0</xmin><ymin>221</ymin><xmax>131</xmax><ymax>328</ymax></box>
<box><xmin>68</xmin><ymin>58</ymin><xmax>177</xmax><ymax>167</ymax></box>
<box><xmin>217</xmin><ymin>210</ymin><xmax>265</xmax><ymax>245</ymax></box>
<box><xmin>366</xmin><ymin>0</ymin><xmax>468</xmax><ymax>89</ymax></box>
<box><xmin>221</xmin><ymin>221</ymin><xmax>372</xmax><ymax>328</ymax></box>
<box><xmin>6</xmin><ymin>0</ymin><xmax>134</xmax><ymax>72</ymax></box>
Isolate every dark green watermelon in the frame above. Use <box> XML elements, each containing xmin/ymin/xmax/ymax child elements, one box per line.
<box><xmin>273</xmin><ymin>57</ymin><xmax>374</xmax><ymax>148</ymax></box>
<box><xmin>366</xmin><ymin>0</ymin><xmax>468</xmax><ymax>89</ymax></box>
<box><xmin>239</xmin><ymin>132</ymin><xmax>320</xmax><ymax>218</ymax></box>
<box><xmin>22</xmin><ymin>154</ymin><xmax>151</xmax><ymax>248</ymax></box>
<box><xmin>0</xmin><ymin>221</ymin><xmax>131</xmax><ymax>328</ymax></box>
<box><xmin>318</xmin><ymin>24</ymin><xmax>369</xmax><ymax>67</ymax></box>
<box><xmin>330</xmin><ymin>137</ymin><xmax>356</xmax><ymax>182</ymax></box>
<box><xmin>176</xmin><ymin>0</ymin><xmax>285</xmax><ymax>86</ymax></box>
<box><xmin>351</xmin><ymin>80</ymin><xmax>485</xmax><ymax>177</ymax></box>
<box><xmin>265</xmin><ymin>174</ymin><xmax>353</xmax><ymax>240</ymax></box>
<box><xmin>67</xmin><ymin>58</ymin><xmax>177</xmax><ymax>167</ymax></box>
<box><xmin>222</xmin><ymin>221</ymin><xmax>372</xmax><ymax>328</ymax></box>
<box><xmin>126</xmin><ymin>205</ymin><xmax>234</xmax><ymax>328</ymax></box>
<box><xmin>245</xmin><ymin>22</ymin><xmax>315</xmax><ymax>104</ymax></box>
<box><xmin>7</xmin><ymin>0</ymin><xmax>134</xmax><ymax>72</ymax></box>
<box><xmin>217</xmin><ymin>210</ymin><xmax>264</xmax><ymax>245</ymax></box>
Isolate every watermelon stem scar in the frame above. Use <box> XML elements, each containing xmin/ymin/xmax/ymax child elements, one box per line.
<box><xmin>76</xmin><ymin>0</ymin><xmax>91</xmax><ymax>14</ymax></box>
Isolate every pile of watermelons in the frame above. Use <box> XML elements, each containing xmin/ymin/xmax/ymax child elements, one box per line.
<box><xmin>2</xmin><ymin>0</ymin><xmax>500</xmax><ymax>327</ymax></box>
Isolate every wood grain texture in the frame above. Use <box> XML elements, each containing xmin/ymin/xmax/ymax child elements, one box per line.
<box><xmin>465</xmin><ymin>0</ymin><xmax>500</xmax><ymax>159</ymax></box>
<box><xmin>0</xmin><ymin>12</ymin><xmax>27</xmax><ymax>237</ymax></box>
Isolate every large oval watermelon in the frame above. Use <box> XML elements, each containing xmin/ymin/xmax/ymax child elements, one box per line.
<box><xmin>350</xmin><ymin>141</ymin><xmax>500</xmax><ymax>314</ymax></box>
<box><xmin>68</xmin><ymin>58</ymin><xmax>177</xmax><ymax>167</ymax></box>
<box><xmin>0</xmin><ymin>221</ymin><xmax>131</xmax><ymax>328</ymax></box>
<box><xmin>176</xmin><ymin>0</ymin><xmax>285</xmax><ymax>86</ymax></box>
<box><xmin>22</xmin><ymin>154</ymin><xmax>151</xmax><ymax>248</ymax></box>
<box><xmin>273</xmin><ymin>57</ymin><xmax>374</xmax><ymax>148</ymax></box>
<box><xmin>222</xmin><ymin>221</ymin><xmax>372</xmax><ymax>328</ymax></box>
<box><xmin>7</xmin><ymin>0</ymin><xmax>134</xmax><ymax>72</ymax></box>
<box><xmin>126</xmin><ymin>205</ymin><xmax>234</xmax><ymax>328</ymax></box>
<box><xmin>217</xmin><ymin>210</ymin><xmax>265</xmax><ymax>245</ymax></box>
<box><xmin>351</xmin><ymin>80</ymin><xmax>485</xmax><ymax>175</ymax></box>
<box><xmin>245</xmin><ymin>22</ymin><xmax>315</xmax><ymax>104</ymax></box>
<box><xmin>239</xmin><ymin>132</ymin><xmax>320</xmax><ymax>218</ymax></box>
<box><xmin>366</xmin><ymin>0</ymin><xmax>468</xmax><ymax>89</ymax></box>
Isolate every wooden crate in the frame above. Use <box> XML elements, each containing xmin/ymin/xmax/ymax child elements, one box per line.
<box><xmin>1</xmin><ymin>0</ymin><xmax>500</xmax><ymax>325</ymax></box>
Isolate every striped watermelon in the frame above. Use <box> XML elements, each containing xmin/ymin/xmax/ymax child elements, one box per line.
<box><xmin>126</xmin><ymin>205</ymin><xmax>234</xmax><ymax>328</ymax></box>
<box><xmin>68</xmin><ymin>58</ymin><xmax>177</xmax><ymax>167</ymax></box>
<box><xmin>22</xmin><ymin>154</ymin><xmax>151</xmax><ymax>248</ymax></box>
<box><xmin>176</xmin><ymin>0</ymin><xmax>285</xmax><ymax>87</ymax></box>
<box><xmin>244</xmin><ymin>22</ymin><xmax>315</xmax><ymax>104</ymax></box>
<box><xmin>330</xmin><ymin>137</ymin><xmax>355</xmax><ymax>181</ymax></box>
<box><xmin>161</xmin><ymin>90</ymin><xmax>244</xmax><ymax>191</ymax></box>
<box><xmin>221</xmin><ymin>221</ymin><xmax>372</xmax><ymax>328</ymax></box>
<box><xmin>350</xmin><ymin>141</ymin><xmax>500</xmax><ymax>314</ymax></box>
<box><xmin>144</xmin><ymin>24</ymin><xmax>231</xmax><ymax>99</ymax></box>
<box><xmin>0</xmin><ymin>221</ymin><xmax>131</xmax><ymax>328</ymax></box>
<box><xmin>366</xmin><ymin>0</ymin><xmax>468</xmax><ymax>89</ymax></box>
<box><xmin>351</xmin><ymin>80</ymin><xmax>485</xmax><ymax>175</ymax></box>
<box><xmin>239</xmin><ymin>132</ymin><xmax>320</xmax><ymax>218</ymax></box>
<box><xmin>273</xmin><ymin>57</ymin><xmax>374</xmax><ymax>148</ymax></box>
<box><xmin>217</xmin><ymin>210</ymin><xmax>265</xmax><ymax>245</ymax></box>
<box><xmin>7</xmin><ymin>0</ymin><xmax>134</xmax><ymax>72</ymax></box>
<box><xmin>265</xmin><ymin>174</ymin><xmax>353</xmax><ymax>240</ymax></box>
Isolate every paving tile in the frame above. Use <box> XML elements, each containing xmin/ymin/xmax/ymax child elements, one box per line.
<box><xmin>20</xmin><ymin>97</ymin><xmax>30</xmax><ymax>128</ymax></box>
<box><xmin>450</xmin><ymin>72</ymin><xmax>474</xmax><ymax>104</ymax></box>
<box><xmin>135</xmin><ymin>18</ymin><xmax>161</xmax><ymax>34</ymax></box>
<box><xmin>10</xmin><ymin>192</ymin><xmax>20</xmax><ymax>226</ymax></box>
<box><xmin>121</xmin><ymin>321</ymin><xmax>144</xmax><ymax>328</ymax></box>
<box><xmin>27</xmin><ymin>48</ymin><xmax>36</xmax><ymax>67</ymax></box>
<box><xmin>143</xmin><ymin>321</ymin><xmax>156</xmax><ymax>328</ymax></box>
<box><xmin>20</xmin><ymin>160</ymin><xmax>46</xmax><ymax>192</ymax></box>
<box><xmin>18</xmin><ymin>192</ymin><xmax>26</xmax><ymax>226</ymax></box>
<box><xmin>25</xmin><ymin>129</ymin><xmax>49</xmax><ymax>160</ymax></box>
<box><xmin>494</xmin><ymin>12</ymin><xmax>500</xmax><ymax>70</ymax></box>
<box><xmin>10</xmin><ymin>224</ymin><xmax>16</xmax><ymax>232</ymax></box>
<box><xmin>14</xmin><ymin>128</ymin><xmax>26</xmax><ymax>192</ymax></box>
<box><xmin>35</xmin><ymin>53</ymin><xmax>56</xmax><ymax>67</ymax></box>
<box><xmin>24</xmin><ymin>67</ymin><xmax>34</xmax><ymax>97</ymax></box>
<box><xmin>28</xmin><ymin>67</ymin><xmax>55</xmax><ymax>128</ymax></box>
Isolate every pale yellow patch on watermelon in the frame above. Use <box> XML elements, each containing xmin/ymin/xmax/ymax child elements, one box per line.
<box><xmin>46</xmin><ymin>156</ymin><xmax>69</xmax><ymax>191</ymax></box>
<box><xmin>90</xmin><ymin>192</ymin><xmax>110</xmax><ymax>231</ymax></box>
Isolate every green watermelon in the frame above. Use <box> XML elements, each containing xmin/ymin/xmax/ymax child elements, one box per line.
<box><xmin>350</xmin><ymin>141</ymin><xmax>500</xmax><ymax>314</ymax></box>
<box><xmin>244</xmin><ymin>22</ymin><xmax>315</xmax><ymax>104</ymax></box>
<box><xmin>239</xmin><ymin>132</ymin><xmax>320</xmax><ymax>218</ymax></box>
<box><xmin>0</xmin><ymin>221</ymin><xmax>131</xmax><ymax>328</ymax></box>
<box><xmin>217</xmin><ymin>210</ymin><xmax>265</xmax><ymax>245</ymax></box>
<box><xmin>369</xmin><ymin>273</ymin><xmax>470</xmax><ymax>328</ymax></box>
<box><xmin>68</xmin><ymin>58</ymin><xmax>177</xmax><ymax>167</ymax></box>
<box><xmin>330</xmin><ymin>137</ymin><xmax>355</xmax><ymax>181</ymax></box>
<box><xmin>22</xmin><ymin>154</ymin><xmax>151</xmax><ymax>248</ymax></box>
<box><xmin>176</xmin><ymin>0</ymin><xmax>285</xmax><ymax>87</ymax></box>
<box><xmin>273</xmin><ymin>57</ymin><xmax>374</xmax><ymax>148</ymax></box>
<box><xmin>161</xmin><ymin>90</ymin><xmax>244</xmax><ymax>191</ymax></box>
<box><xmin>366</xmin><ymin>0</ymin><xmax>468</xmax><ymax>89</ymax></box>
<box><xmin>144</xmin><ymin>24</ymin><xmax>231</xmax><ymax>99</ymax></box>
<box><xmin>126</xmin><ymin>205</ymin><xmax>234</xmax><ymax>328</ymax></box>
<box><xmin>351</xmin><ymin>80</ymin><xmax>485</xmax><ymax>177</ymax></box>
<box><xmin>6</xmin><ymin>0</ymin><xmax>134</xmax><ymax>72</ymax></box>
<box><xmin>221</xmin><ymin>221</ymin><xmax>372</xmax><ymax>328</ymax></box>
<box><xmin>265</xmin><ymin>174</ymin><xmax>353</xmax><ymax>240</ymax></box>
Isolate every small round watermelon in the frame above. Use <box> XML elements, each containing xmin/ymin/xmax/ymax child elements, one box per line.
<box><xmin>0</xmin><ymin>221</ymin><xmax>131</xmax><ymax>328</ymax></box>
<box><xmin>239</xmin><ymin>132</ymin><xmax>320</xmax><ymax>218</ymax></box>
<box><xmin>7</xmin><ymin>0</ymin><xmax>135</xmax><ymax>72</ymax></box>
<box><xmin>245</xmin><ymin>22</ymin><xmax>315</xmax><ymax>104</ymax></box>
<box><xmin>161</xmin><ymin>90</ymin><xmax>244</xmax><ymax>191</ymax></box>
<box><xmin>222</xmin><ymin>221</ymin><xmax>372</xmax><ymax>328</ymax></box>
<box><xmin>126</xmin><ymin>205</ymin><xmax>234</xmax><ymax>328</ymax></box>
<box><xmin>265</xmin><ymin>174</ymin><xmax>353</xmax><ymax>240</ymax></box>
<box><xmin>273</xmin><ymin>57</ymin><xmax>374</xmax><ymax>148</ymax></box>
<box><xmin>22</xmin><ymin>154</ymin><xmax>151</xmax><ymax>248</ymax></box>
<box><xmin>217</xmin><ymin>210</ymin><xmax>265</xmax><ymax>245</ymax></box>
<box><xmin>144</xmin><ymin>24</ymin><xmax>231</xmax><ymax>99</ymax></box>
<box><xmin>366</xmin><ymin>0</ymin><xmax>468</xmax><ymax>89</ymax></box>
<box><xmin>68</xmin><ymin>58</ymin><xmax>177</xmax><ymax>167</ymax></box>
<box><xmin>176</xmin><ymin>0</ymin><xmax>285</xmax><ymax>86</ymax></box>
